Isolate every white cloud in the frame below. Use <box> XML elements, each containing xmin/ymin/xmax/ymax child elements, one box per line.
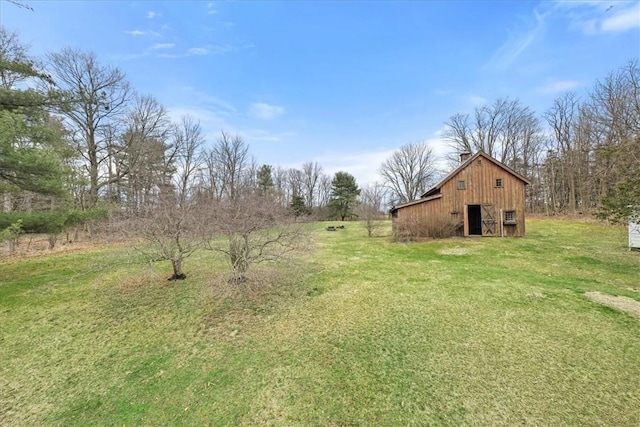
<box><xmin>468</xmin><ymin>95</ymin><xmax>487</xmax><ymax>106</ymax></box>
<box><xmin>601</xmin><ymin>2</ymin><xmax>640</xmax><ymax>32</ymax></box>
<box><xmin>124</xmin><ymin>29</ymin><xmax>146</xmax><ymax>36</ymax></box>
<box><xmin>537</xmin><ymin>79</ymin><xmax>582</xmax><ymax>94</ymax></box>
<box><xmin>426</xmin><ymin>129</ymin><xmax>453</xmax><ymax>160</ymax></box>
<box><xmin>147</xmin><ymin>11</ymin><xmax>158</xmax><ymax>19</ymax></box>
<box><xmin>311</xmin><ymin>129</ymin><xmax>453</xmax><ymax>188</ymax></box>
<box><xmin>177</xmin><ymin>86</ymin><xmax>237</xmax><ymax>114</ymax></box>
<box><xmin>575</xmin><ymin>19</ymin><xmax>598</xmax><ymax>35</ymax></box>
<box><xmin>486</xmin><ymin>8</ymin><xmax>547</xmax><ymax>70</ymax></box>
<box><xmin>150</xmin><ymin>43</ymin><xmax>175</xmax><ymax>50</ymax></box>
<box><xmin>241</xmin><ymin>129</ymin><xmax>296</xmax><ymax>142</ymax></box>
<box><xmin>314</xmin><ymin>149</ymin><xmax>395</xmax><ymax>187</ymax></box>
<box><xmin>166</xmin><ymin>105</ymin><xmax>233</xmax><ymax>143</ymax></box>
<box><xmin>560</xmin><ymin>1</ymin><xmax>640</xmax><ymax>34</ymax></box>
<box><xmin>249</xmin><ymin>103</ymin><xmax>285</xmax><ymax>120</ymax></box>
<box><xmin>123</xmin><ymin>29</ymin><xmax>162</xmax><ymax>38</ymax></box>
<box><xmin>207</xmin><ymin>2</ymin><xmax>217</xmax><ymax>15</ymax></box>
<box><xmin>188</xmin><ymin>47</ymin><xmax>209</xmax><ymax>56</ymax></box>
<box><xmin>553</xmin><ymin>0</ymin><xmax>609</xmax><ymax>9</ymax></box>
<box><xmin>166</xmin><ymin>111</ymin><xmax>296</xmax><ymax>152</ymax></box>
<box><xmin>157</xmin><ymin>45</ymin><xmax>233</xmax><ymax>58</ymax></box>
<box><xmin>210</xmin><ymin>44</ymin><xmax>234</xmax><ymax>54</ymax></box>
<box><xmin>485</xmin><ymin>1</ymin><xmax>637</xmax><ymax>69</ymax></box>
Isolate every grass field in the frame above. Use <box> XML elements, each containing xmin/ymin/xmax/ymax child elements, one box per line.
<box><xmin>1</xmin><ymin>218</ymin><xmax>639</xmax><ymax>426</ymax></box>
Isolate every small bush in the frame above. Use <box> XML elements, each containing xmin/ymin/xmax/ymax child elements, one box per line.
<box><xmin>1</xmin><ymin>220</ymin><xmax>24</xmax><ymax>254</ymax></box>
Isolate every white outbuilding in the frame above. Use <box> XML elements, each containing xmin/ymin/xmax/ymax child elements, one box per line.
<box><xmin>630</xmin><ymin>219</ymin><xmax>640</xmax><ymax>250</ymax></box>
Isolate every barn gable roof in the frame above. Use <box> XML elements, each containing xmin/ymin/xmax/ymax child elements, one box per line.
<box><xmin>389</xmin><ymin>151</ymin><xmax>530</xmax><ymax>213</ymax></box>
<box><xmin>389</xmin><ymin>194</ymin><xmax>442</xmax><ymax>212</ymax></box>
<box><xmin>421</xmin><ymin>151</ymin><xmax>530</xmax><ymax>198</ymax></box>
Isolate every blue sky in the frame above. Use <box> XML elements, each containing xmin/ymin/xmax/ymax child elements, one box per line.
<box><xmin>2</xmin><ymin>0</ymin><xmax>639</xmax><ymax>185</ymax></box>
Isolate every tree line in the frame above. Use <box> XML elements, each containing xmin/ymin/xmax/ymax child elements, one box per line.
<box><xmin>378</xmin><ymin>58</ymin><xmax>640</xmax><ymax>224</ymax></box>
<box><xmin>1</xmin><ymin>22</ymin><xmax>638</xmax><ymax>266</ymax></box>
<box><xmin>441</xmin><ymin>61</ymin><xmax>639</xmax><ymax>221</ymax></box>
<box><xmin>0</xmin><ymin>27</ymin><xmax>365</xmax><ymax>214</ymax></box>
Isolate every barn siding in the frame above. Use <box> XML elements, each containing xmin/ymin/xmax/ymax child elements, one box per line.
<box><xmin>392</xmin><ymin>152</ymin><xmax>527</xmax><ymax>237</ymax></box>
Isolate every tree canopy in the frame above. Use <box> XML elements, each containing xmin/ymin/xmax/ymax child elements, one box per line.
<box><xmin>380</xmin><ymin>142</ymin><xmax>437</xmax><ymax>204</ymax></box>
<box><xmin>0</xmin><ymin>27</ymin><xmax>71</xmax><ymax>197</ymax></box>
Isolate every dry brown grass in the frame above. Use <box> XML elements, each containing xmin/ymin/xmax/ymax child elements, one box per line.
<box><xmin>1</xmin><ymin>233</ymin><xmax>140</xmax><ymax>260</ymax></box>
<box><xmin>585</xmin><ymin>291</ymin><xmax>640</xmax><ymax>318</ymax></box>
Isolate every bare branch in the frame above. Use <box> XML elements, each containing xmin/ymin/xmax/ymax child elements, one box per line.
<box><xmin>379</xmin><ymin>142</ymin><xmax>437</xmax><ymax>204</ymax></box>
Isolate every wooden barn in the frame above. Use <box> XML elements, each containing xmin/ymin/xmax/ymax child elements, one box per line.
<box><xmin>390</xmin><ymin>151</ymin><xmax>530</xmax><ymax>237</ymax></box>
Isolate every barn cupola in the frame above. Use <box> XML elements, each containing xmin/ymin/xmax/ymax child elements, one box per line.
<box><xmin>459</xmin><ymin>151</ymin><xmax>472</xmax><ymax>163</ymax></box>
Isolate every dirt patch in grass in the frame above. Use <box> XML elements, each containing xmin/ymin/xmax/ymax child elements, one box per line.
<box><xmin>585</xmin><ymin>291</ymin><xmax>640</xmax><ymax>318</ymax></box>
<box><xmin>438</xmin><ymin>247</ymin><xmax>470</xmax><ymax>256</ymax></box>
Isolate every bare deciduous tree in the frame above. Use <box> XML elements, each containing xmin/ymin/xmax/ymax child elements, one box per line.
<box><xmin>301</xmin><ymin>161</ymin><xmax>323</xmax><ymax>209</ymax></box>
<box><xmin>287</xmin><ymin>168</ymin><xmax>304</xmax><ymax>201</ymax></box>
<box><xmin>272</xmin><ymin>165</ymin><xmax>291</xmax><ymax>207</ymax></box>
<box><xmin>48</xmin><ymin>47</ymin><xmax>132</xmax><ymax>207</ymax></box>
<box><xmin>592</xmin><ymin>60</ymin><xmax>640</xmax><ymax>221</ymax></box>
<box><xmin>316</xmin><ymin>174</ymin><xmax>332</xmax><ymax>208</ymax></box>
<box><xmin>117</xmin><ymin>94</ymin><xmax>173</xmax><ymax>211</ymax></box>
<box><xmin>380</xmin><ymin>142</ymin><xmax>437</xmax><ymax>204</ymax></box>
<box><xmin>205</xmin><ymin>194</ymin><xmax>308</xmax><ymax>284</ymax></box>
<box><xmin>5</xmin><ymin>0</ymin><xmax>33</xmax><ymax>11</ymax></box>
<box><xmin>443</xmin><ymin>97</ymin><xmax>544</xmax><ymax>213</ymax></box>
<box><xmin>128</xmin><ymin>197</ymin><xmax>206</xmax><ymax>280</ymax></box>
<box><xmin>539</xmin><ymin>60</ymin><xmax>640</xmax><ymax>218</ymax></box>
<box><xmin>122</xmin><ymin>115</ymin><xmax>205</xmax><ymax>281</ymax></box>
<box><xmin>172</xmin><ymin>116</ymin><xmax>205</xmax><ymax>207</ymax></box>
<box><xmin>443</xmin><ymin>98</ymin><xmax>542</xmax><ymax>175</ymax></box>
<box><xmin>211</xmin><ymin>131</ymin><xmax>250</xmax><ymax>201</ymax></box>
<box><xmin>544</xmin><ymin>92</ymin><xmax>581</xmax><ymax>214</ymax></box>
<box><xmin>357</xmin><ymin>182</ymin><xmax>387</xmax><ymax>237</ymax></box>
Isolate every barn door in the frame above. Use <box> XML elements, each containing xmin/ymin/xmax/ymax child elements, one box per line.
<box><xmin>481</xmin><ymin>204</ymin><xmax>497</xmax><ymax>236</ymax></box>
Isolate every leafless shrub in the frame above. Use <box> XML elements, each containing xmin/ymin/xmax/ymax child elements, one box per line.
<box><xmin>204</xmin><ymin>193</ymin><xmax>311</xmax><ymax>284</ymax></box>
<box><xmin>357</xmin><ymin>183</ymin><xmax>388</xmax><ymax>237</ymax></box>
<box><xmin>427</xmin><ymin>215</ymin><xmax>463</xmax><ymax>239</ymax></box>
<box><xmin>393</xmin><ymin>216</ymin><xmax>426</xmax><ymax>242</ymax></box>
<box><xmin>111</xmin><ymin>196</ymin><xmax>208</xmax><ymax>281</ymax></box>
<box><xmin>393</xmin><ymin>214</ymin><xmax>462</xmax><ymax>241</ymax></box>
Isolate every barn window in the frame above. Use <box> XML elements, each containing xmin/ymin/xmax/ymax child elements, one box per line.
<box><xmin>504</xmin><ymin>210</ymin><xmax>516</xmax><ymax>224</ymax></box>
<box><xmin>495</xmin><ymin>178</ymin><xmax>503</xmax><ymax>188</ymax></box>
<box><xmin>457</xmin><ymin>180</ymin><xmax>466</xmax><ymax>190</ymax></box>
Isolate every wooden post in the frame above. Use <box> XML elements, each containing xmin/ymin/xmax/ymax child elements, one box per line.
<box><xmin>463</xmin><ymin>204</ymin><xmax>469</xmax><ymax>237</ymax></box>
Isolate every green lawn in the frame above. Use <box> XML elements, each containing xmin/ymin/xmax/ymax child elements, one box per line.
<box><xmin>1</xmin><ymin>218</ymin><xmax>639</xmax><ymax>426</ymax></box>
